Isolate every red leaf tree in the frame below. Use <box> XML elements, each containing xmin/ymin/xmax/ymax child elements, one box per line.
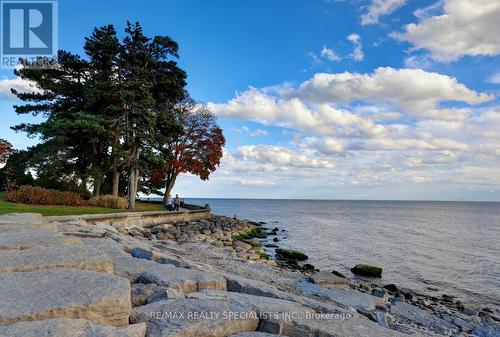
<box><xmin>159</xmin><ymin>99</ymin><xmax>225</xmax><ymax>203</ymax></box>
<box><xmin>0</xmin><ymin>138</ymin><xmax>13</xmax><ymax>164</ymax></box>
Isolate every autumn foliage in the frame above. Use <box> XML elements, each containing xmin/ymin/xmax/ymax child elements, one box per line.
<box><xmin>5</xmin><ymin>185</ymin><xmax>85</xmax><ymax>206</ymax></box>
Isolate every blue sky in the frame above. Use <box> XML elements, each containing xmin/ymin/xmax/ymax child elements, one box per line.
<box><xmin>1</xmin><ymin>0</ymin><xmax>500</xmax><ymax>200</ymax></box>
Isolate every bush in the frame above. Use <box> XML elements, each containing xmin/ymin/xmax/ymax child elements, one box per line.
<box><xmin>5</xmin><ymin>185</ymin><xmax>85</xmax><ymax>206</ymax></box>
<box><xmin>89</xmin><ymin>195</ymin><xmax>128</xmax><ymax>209</ymax></box>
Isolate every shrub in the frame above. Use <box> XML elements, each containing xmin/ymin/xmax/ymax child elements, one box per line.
<box><xmin>89</xmin><ymin>195</ymin><xmax>128</xmax><ymax>209</ymax></box>
<box><xmin>5</xmin><ymin>185</ymin><xmax>85</xmax><ymax>206</ymax></box>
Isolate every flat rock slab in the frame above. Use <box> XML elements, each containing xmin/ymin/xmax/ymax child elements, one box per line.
<box><xmin>390</xmin><ymin>302</ymin><xmax>457</xmax><ymax>335</ymax></box>
<box><xmin>0</xmin><ymin>245</ymin><xmax>113</xmax><ymax>273</ymax></box>
<box><xmin>130</xmin><ymin>298</ymin><xmax>259</xmax><ymax>337</ymax></box>
<box><xmin>0</xmin><ymin>318</ymin><xmax>146</xmax><ymax>337</ymax></box>
<box><xmin>0</xmin><ymin>269</ymin><xmax>131</xmax><ymax>326</ymax></box>
<box><xmin>222</xmin><ymin>273</ymin><xmax>351</xmax><ymax>316</ymax></box>
<box><xmin>0</xmin><ymin>230</ymin><xmax>82</xmax><ymax>250</ymax></box>
<box><xmin>310</xmin><ymin>271</ymin><xmax>350</xmax><ymax>289</ymax></box>
<box><xmin>297</xmin><ymin>280</ymin><xmax>385</xmax><ymax>312</ymax></box>
<box><xmin>114</xmin><ymin>256</ymin><xmax>226</xmax><ymax>293</ymax></box>
<box><xmin>0</xmin><ymin>213</ymin><xmax>44</xmax><ymax>224</ymax></box>
<box><xmin>185</xmin><ymin>291</ymin><xmax>427</xmax><ymax>337</ymax></box>
<box><xmin>228</xmin><ymin>333</ymin><xmax>288</xmax><ymax>337</ymax></box>
<box><xmin>0</xmin><ymin>223</ymin><xmax>58</xmax><ymax>233</ymax></box>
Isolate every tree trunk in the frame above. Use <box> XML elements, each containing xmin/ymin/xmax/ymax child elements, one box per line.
<box><xmin>93</xmin><ymin>181</ymin><xmax>101</xmax><ymax>197</ymax></box>
<box><xmin>163</xmin><ymin>173</ymin><xmax>177</xmax><ymax>204</ymax></box>
<box><xmin>112</xmin><ymin>169</ymin><xmax>120</xmax><ymax>197</ymax></box>
<box><xmin>127</xmin><ymin>167</ymin><xmax>136</xmax><ymax>209</ymax></box>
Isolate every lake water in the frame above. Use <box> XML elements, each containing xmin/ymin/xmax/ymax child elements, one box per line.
<box><xmin>186</xmin><ymin>198</ymin><xmax>500</xmax><ymax>310</ymax></box>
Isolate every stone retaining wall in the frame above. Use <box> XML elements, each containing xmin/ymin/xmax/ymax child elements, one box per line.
<box><xmin>46</xmin><ymin>208</ymin><xmax>211</xmax><ymax>229</ymax></box>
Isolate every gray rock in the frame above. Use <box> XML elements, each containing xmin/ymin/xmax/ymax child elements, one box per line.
<box><xmin>297</xmin><ymin>280</ymin><xmax>386</xmax><ymax>312</ymax></box>
<box><xmin>0</xmin><ymin>269</ymin><xmax>131</xmax><ymax>326</ymax></box>
<box><xmin>310</xmin><ymin>270</ymin><xmax>350</xmax><ymax>288</ymax></box>
<box><xmin>131</xmin><ymin>247</ymin><xmax>154</xmax><ymax>260</ymax></box>
<box><xmin>0</xmin><ymin>230</ymin><xmax>82</xmax><ymax>250</ymax></box>
<box><xmin>0</xmin><ymin>245</ymin><xmax>113</xmax><ymax>273</ymax></box>
<box><xmin>222</xmin><ymin>273</ymin><xmax>351</xmax><ymax>316</ymax></box>
<box><xmin>113</xmin><ymin>256</ymin><xmax>226</xmax><ymax>293</ymax></box>
<box><xmin>0</xmin><ymin>223</ymin><xmax>58</xmax><ymax>233</ymax></box>
<box><xmin>453</xmin><ymin>317</ymin><xmax>475</xmax><ymax>332</ymax></box>
<box><xmin>0</xmin><ymin>318</ymin><xmax>146</xmax><ymax>337</ymax></box>
<box><xmin>0</xmin><ymin>213</ymin><xmax>44</xmax><ymax>224</ymax></box>
<box><xmin>131</xmin><ymin>283</ymin><xmax>164</xmax><ymax>307</ymax></box>
<box><xmin>228</xmin><ymin>333</ymin><xmax>288</xmax><ymax>337</ymax></box>
<box><xmin>188</xmin><ymin>290</ymin><xmax>430</xmax><ymax>337</ymax></box>
<box><xmin>390</xmin><ymin>302</ymin><xmax>457</xmax><ymax>335</ymax></box>
<box><xmin>130</xmin><ymin>298</ymin><xmax>259</xmax><ymax>337</ymax></box>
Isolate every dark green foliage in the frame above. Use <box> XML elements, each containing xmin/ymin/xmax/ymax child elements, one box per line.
<box><xmin>233</xmin><ymin>227</ymin><xmax>267</xmax><ymax>241</ymax></box>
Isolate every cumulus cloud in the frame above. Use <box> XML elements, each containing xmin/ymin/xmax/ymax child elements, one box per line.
<box><xmin>293</xmin><ymin>67</ymin><xmax>493</xmax><ymax>120</ymax></box>
<box><xmin>361</xmin><ymin>0</ymin><xmax>406</xmax><ymax>25</ymax></box>
<box><xmin>347</xmin><ymin>34</ymin><xmax>364</xmax><ymax>61</ymax></box>
<box><xmin>0</xmin><ymin>77</ymin><xmax>40</xmax><ymax>99</ymax></box>
<box><xmin>208</xmin><ymin>67</ymin><xmax>499</xmax><ymax>194</ymax></box>
<box><xmin>392</xmin><ymin>0</ymin><xmax>500</xmax><ymax>61</ymax></box>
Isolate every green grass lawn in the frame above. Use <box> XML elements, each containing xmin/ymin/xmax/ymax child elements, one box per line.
<box><xmin>0</xmin><ymin>192</ymin><xmax>165</xmax><ymax>216</ymax></box>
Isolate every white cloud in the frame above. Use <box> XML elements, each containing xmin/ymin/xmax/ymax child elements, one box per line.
<box><xmin>0</xmin><ymin>77</ymin><xmax>40</xmax><ymax>99</ymax></box>
<box><xmin>293</xmin><ymin>67</ymin><xmax>493</xmax><ymax>120</ymax></box>
<box><xmin>392</xmin><ymin>0</ymin><xmax>500</xmax><ymax>61</ymax></box>
<box><xmin>486</xmin><ymin>72</ymin><xmax>500</xmax><ymax>84</ymax></box>
<box><xmin>320</xmin><ymin>46</ymin><xmax>341</xmax><ymax>62</ymax></box>
<box><xmin>347</xmin><ymin>34</ymin><xmax>364</xmax><ymax>61</ymax></box>
<box><xmin>361</xmin><ymin>0</ymin><xmax>406</xmax><ymax>25</ymax></box>
<box><xmin>237</xmin><ymin>144</ymin><xmax>335</xmax><ymax>169</ymax></box>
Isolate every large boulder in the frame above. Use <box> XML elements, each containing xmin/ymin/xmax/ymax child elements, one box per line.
<box><xmin>113</xmin><ymin>256</ymin><xmax>226</xmax><ymax>293</ymax></box>
<box><xmin>0</xmin><ymin>269</ymin><xmax>131</xmax><ymax>326</ymax></box>
<box><xmin>0</xmin><ymin>223</ymin><xmax>58</xmax><ymax>233</ymax></box>
<box><xmin>0</xmin><ymin>230</ymin><xmax>81</xmax><ymax>250</ymax></box>
<box><xmin>350</xmin><ymin>264</ymin><xmax>382</xmax><ymax>278</ymax></box>
<box><xmin>0</xmin><ymin>245</ymin><xmax>113</xmax><ymax>273</ymax></box>
<box><xmin>0</xmin><ymin>318</ymin><xmax>146</xmax><ymax>337</ymax></box>
<box><xmin>310</xmin><ymin>270</ymin><xmax>350</xmax><ymax>289</ymax></box>
<box><xmin>275</xmin><ymin>248</ymin><xmax>308</xmax><ymax>261</ymax></box>
<box><xmin>130</xmin><ymin>298</ymin><xmax>259</xmax><ymax>337</ymax></box>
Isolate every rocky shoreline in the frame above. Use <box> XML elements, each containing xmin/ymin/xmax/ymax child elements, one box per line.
<box><xmin>0</xmin><ymin>212</ymin><xmax>498</xmax><ymax>337</ymax></box>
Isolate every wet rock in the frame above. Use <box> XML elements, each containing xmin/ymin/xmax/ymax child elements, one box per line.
<box><xmin>130</xmin><ymin>247</ymin><xmax>153</xmax><ymax>260</ymax></box>
<box><xmin>275</xmin><ymin>248</ymin><xmax>308</xmax><ymax>261</ymax></box>
<box><xmin>0</xmin><ymin>269</ymin><xmax>131</xmax><ymax>326</ymax></box>
<box><xmin>0</xmin><ymin>245</ymin><xmax>113</xmax><ymax>273</ymax></box>
<box><xmin>331</xmin><ymin>270</ymin><xmax>346</xmax><ymax>278</ymax></box>
<box><xmin>351</xmin><ymin>264</ymin><xmax>383</xmax><ymax>278</ymax></box>
<box><xmin>130</xmin><ymin>298</ymin><xmax>259</xmax><ymax>337</ymax></box>
<box><xmin>0</xmin><ymin>318</ymin><xmax>146</xmax><ymax>337</ymax></box>
<box><xmin>310</xmin><ymin>270</ymin><xmax>350</xmax><ymax>288</ymax></box>
<box><xmin>383</xmin><ymin>284</ymin><xmax>398</xmax><ymax>293</ymax></box>
<box><xmin>265</xmin><ymin>243</ymin><xmax>279</xmax><ymax>248</ymax></box>
<box><xmin>272</xmin><ymin>237</ymin><xmax>279</xmax><ymax>242</ymax></box>
<box><xmin>301</xmin><ymin>263</ymin><xmax>316</xmax><ymax>273</ymax></box>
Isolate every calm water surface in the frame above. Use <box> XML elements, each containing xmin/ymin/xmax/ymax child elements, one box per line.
<box><xmin>186</xmin><ymin>199</ymin><xmax>500</xmax><ymax>310</ymax></box>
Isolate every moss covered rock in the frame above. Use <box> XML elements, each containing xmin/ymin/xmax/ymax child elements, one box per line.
<box><xmin>350</xmin><ymin>264</ymin><xmax>382</xmax><ymax>278</ymax></box>
<box><xmin>275</xmin><ymin>248</ymin><xmax>308</xmax><ymax>261</ymax></box>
